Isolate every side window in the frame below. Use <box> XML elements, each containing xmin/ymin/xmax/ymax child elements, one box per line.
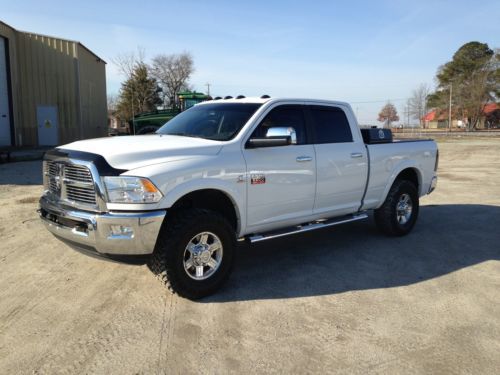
<box><xmin>252</xmin><ymin>105</ymin><xmax>307</xmax><ymax>145</ymax></box>
<box><xmin>309</xmin><ymin>106</ymin><xmax>353</xmax><ymax>143</ymax></box>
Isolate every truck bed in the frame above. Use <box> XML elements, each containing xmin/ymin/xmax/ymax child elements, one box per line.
<box><xmin>361</xmin><ymin>137</ymin><xmax>437</xmax><ymax>211</ymax></box>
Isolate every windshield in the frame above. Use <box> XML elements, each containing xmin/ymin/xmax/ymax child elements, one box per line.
<box><xmin>157</xmin><ymin>103</ymin><xmax>262</xmax><ymax>141</ymax></box>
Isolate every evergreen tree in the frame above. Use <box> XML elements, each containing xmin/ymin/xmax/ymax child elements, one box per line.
<box><xmin>427</xmin><ymin>42</ymin><xmax>499</xmax><ymax>130</ymax></box>
<box><xmin>117</xmin><ymin>63</ymin><xmax>162</xmax><ymax>121</ymax></box>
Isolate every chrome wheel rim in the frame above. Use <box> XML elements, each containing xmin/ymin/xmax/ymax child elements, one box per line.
<box><xmin>183</xmin><ymin>231</ymin><xmax>223</xmax><ymax>280</ymax></box>
<box><xmin>396</xmin><ymin>193</ymin><xmax>413</xmax><ymax>225</ymax></box>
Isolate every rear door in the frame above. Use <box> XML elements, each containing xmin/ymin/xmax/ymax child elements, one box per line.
<box><xmin>308</xmin><ymin>105</ymin><xmax>368</xmax><ymax>217</ymax></box>
<box><xmin>243</xmin><ymin>105</ymin><xmax>316</xmax><ymax>230</ymax></box>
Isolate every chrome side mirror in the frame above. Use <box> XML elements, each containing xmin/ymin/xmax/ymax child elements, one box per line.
<box><xmin>265</xmin><ymin>127</ymin><xmax>297</xmax><ymax>145</ymax></box>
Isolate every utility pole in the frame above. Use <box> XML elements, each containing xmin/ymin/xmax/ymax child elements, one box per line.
<box><xmin>205</xmin><ymin>83</ymin><xmax>211</xmax><ymax>97</ymax></box>
<box><xmin>448</xmin><ymin>83</ymin><xmax>452</xmax><ymax>135</ymax></box>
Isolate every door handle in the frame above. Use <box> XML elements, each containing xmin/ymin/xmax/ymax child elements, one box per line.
<box><xmin>296</xmin><ymin>156</ymin><xmax>313</xmax><ymax>162</ymax></box>
<box><xmin>351</xmin><ymin>153</ymin><xmax>364</xmax><ymax>158</ymax></box>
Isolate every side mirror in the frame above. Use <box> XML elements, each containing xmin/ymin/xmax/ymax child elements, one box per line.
<box><xmin>246</xmin><ymin>127</ymin><xmax>297</xmax><ymax>148</ymax></box>
<box><xmin>266</xmin><ymin>127</ymin><xmax>297</xmax><ymax>144</ymax></box>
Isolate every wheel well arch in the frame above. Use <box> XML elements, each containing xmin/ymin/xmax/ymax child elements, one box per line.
<box><xmin>169</xmin><ymin>189</ymin><xmax>239</xmax><ymax>232</ymax></box>
<box><xmin>395</xmin><ymin>167</ymin><xmax>420</xmax><ymax>192</ymax></box>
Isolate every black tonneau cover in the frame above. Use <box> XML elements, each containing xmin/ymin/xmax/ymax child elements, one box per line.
<box><xmin>361</xmin><ymin>128</ymin><xmax>433</xmax><ymax>144</ymax></box>
<box><xmin>361</xmin><ymin>128</ymin><xmax>393</xmax><ymax>144</ymax></box>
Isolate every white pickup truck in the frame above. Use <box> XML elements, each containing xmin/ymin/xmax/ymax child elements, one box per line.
<box><xmin>39</xmin><ymin>97</ymin><xmax>438</xmax><ymax>299</ymax></box>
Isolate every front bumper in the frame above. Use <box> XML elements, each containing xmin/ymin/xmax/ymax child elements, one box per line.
<box><xmin>39</xmin><ymin>195</ymin><xmax>166</xmax><ymax>255</ymax></box>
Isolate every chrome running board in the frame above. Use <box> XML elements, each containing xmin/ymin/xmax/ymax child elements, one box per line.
<box><xmin>246</xmin><ymin>212</ymin><xmax>368</xmax><ymax>243</ymax></box>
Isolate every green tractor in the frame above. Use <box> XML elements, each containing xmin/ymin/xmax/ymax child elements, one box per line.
<box><xmin>132</xmin><ymin>91</ymin><xmax>211</xmax><ymax>135</ymax></box>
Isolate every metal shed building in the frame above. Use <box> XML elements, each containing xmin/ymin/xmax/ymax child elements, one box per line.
<box><xmin>0</xmin><ymin>20</ymin><xmax>107</xmax><ymax>147</ymax></box>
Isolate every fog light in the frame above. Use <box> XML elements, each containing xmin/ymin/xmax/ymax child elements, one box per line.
<box><xmin>110</xmin><ymin>225</ymin><xmax>134</xmax><ymax>237</ymax></box>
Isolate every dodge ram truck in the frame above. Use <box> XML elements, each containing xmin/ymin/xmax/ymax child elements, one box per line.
<box><xmin>39</xmin><ymin>97</ymin><xmax>438</xmax><ymax>299</ymax></box>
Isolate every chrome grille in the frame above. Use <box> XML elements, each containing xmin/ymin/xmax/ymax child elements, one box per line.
<box><xmin>64</xmin><ymin>164</ymin><xmax>93</xmax><ymax>183</ymax></box>
<box><xmin>45</xmin><ymin>161</ymin><xmax>60</xmax><ymax>195</ymax></box>
<box><xmin>46</xmin><ymin>162</ymin><xmax>59</xmax><ymax>193</ymax></box>
<box><xmin>45</xmin><ymin>161</ymin><xmax>97</xmax><ymax>206</ymax></box>
<box><xmin>66</xmin><ymin>185</ymin><xmax>97</xmax><ymax>204</ymax></box>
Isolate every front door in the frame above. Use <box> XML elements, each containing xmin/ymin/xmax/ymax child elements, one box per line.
<box><xmin>37</xmin><ymin>106</ymin><xmax>59</xmax><ymax>146</ymax></box>
<box><xmin>243</xmin><ymin>105</ymin><xmax>316</xmax><ymax>231</ymax></box>
<box><xmin>0</xmin><ymin>37</ymin><xmax>11</xmax><ymax>146</ymax></box>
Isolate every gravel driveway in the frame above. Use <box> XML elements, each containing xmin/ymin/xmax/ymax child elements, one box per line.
<box><xmin>0</xmin><ymin>138</ymin><xmax>499</xmax><ymax>374</ymax></box>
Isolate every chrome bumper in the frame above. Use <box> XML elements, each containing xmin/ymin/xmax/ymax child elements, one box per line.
<box><xmin>39</xmin><ymin>195</ymin><xmax>165</xmax><ymax>255</ymax></box>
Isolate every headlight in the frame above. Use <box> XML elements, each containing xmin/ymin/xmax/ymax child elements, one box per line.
<box><xmin>103</xmin><ymin>176</ymin><xmax>163</xmax><ymax>203</ymax></box>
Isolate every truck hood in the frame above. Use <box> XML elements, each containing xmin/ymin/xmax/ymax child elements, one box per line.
<box><xmin>60</xmin><ymin>135</ymin><xmax>224</xmax><ymax>170</ymax></box>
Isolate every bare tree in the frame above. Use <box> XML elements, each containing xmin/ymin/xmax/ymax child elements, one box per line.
<box><xmin>149</xmin><ymin>52</ymin><xmax>194</xmax><ymax>108</ymax></box>
<box><xmin>407</xmin><ymin>83</ymin><xmax>430</xmax><ymax>128</ymax></box>
<box><xmin>378</xmin><ymin>102</ymin><xmax>400</xmax><ymax>128</ymax></box>
<box><xmin>107</xmin><ymin>94</ymin><xmax>118</xmax><ymax>112</ymax></box>
<box><xmin>458</xmin><ymin>54</ymin><xmax>499</xmax><ymax>129</ymax></box>
<box><xmin>111</xmin><ymin>47</ymin><xmax>146</xmax><ymax>79</ymax></box>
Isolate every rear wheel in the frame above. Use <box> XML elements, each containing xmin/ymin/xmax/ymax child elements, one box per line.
<box><xmin>148</xmin><ymin>209</ymin><xmax>235</xmax><ymax>300</ymax></box>
<box><xmin>374</xmin><ymin>179</ymin><xmax>419</xmax><ymax>236</ymax></box>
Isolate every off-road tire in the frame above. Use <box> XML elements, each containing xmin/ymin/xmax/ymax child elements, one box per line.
<box><xmin>374</xmin><ymin>179</ymin><xmax>419</xmax><ymax>236</ymax></box>
<box><xmin>148</xmin><ymin>209</ymin><xmax>235</xmax><ymax>299</ymax></box>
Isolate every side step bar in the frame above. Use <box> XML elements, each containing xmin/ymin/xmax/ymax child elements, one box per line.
<box><xmin>246</xmin><ymin>212</ymin><xmax>369</xmax><ymax>243</ymax></box>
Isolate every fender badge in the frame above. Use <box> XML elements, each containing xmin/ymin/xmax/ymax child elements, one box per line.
<box><xmin>250</xmin><ymin>174</ymin><xmax>266</xmax><ymax>185</ymax></box>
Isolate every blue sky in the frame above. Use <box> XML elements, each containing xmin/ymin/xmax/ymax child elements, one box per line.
<box><xmin>2</xmin><ymin>0</ymin><xmax>499</xmax><ymax>124</ymax></box>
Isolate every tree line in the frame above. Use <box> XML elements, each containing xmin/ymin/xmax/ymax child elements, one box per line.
<box><xmin>378</xmin><ymin>42</ymin><xmax>498</xmax><ymax>130</ymax></box>
<box><xmin>109</xmin><ymin>42</ymin><xmax>498</xmax><ymax>131</ymax></box>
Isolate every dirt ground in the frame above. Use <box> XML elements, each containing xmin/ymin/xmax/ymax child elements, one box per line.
<box><xmin>0</xmin><ymin>138</ymin><xmax>499</xmax><ymax>374</ymax></box>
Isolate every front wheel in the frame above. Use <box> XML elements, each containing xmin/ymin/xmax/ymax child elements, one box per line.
<box><xmin>374</xmin><ymin>179</ymin><xmax>419</xmax><ymax>236</ymax></box>
<box><xmin>148</xmin><ymin>209</ymin><xmax>235</xmax><ymax>300</ymax></box>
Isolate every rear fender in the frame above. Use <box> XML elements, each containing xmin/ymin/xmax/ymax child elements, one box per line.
<box><xmin>376</xmin><ymin>162</ymin><xmax>422</xmax><ymax>209</ymax></box>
